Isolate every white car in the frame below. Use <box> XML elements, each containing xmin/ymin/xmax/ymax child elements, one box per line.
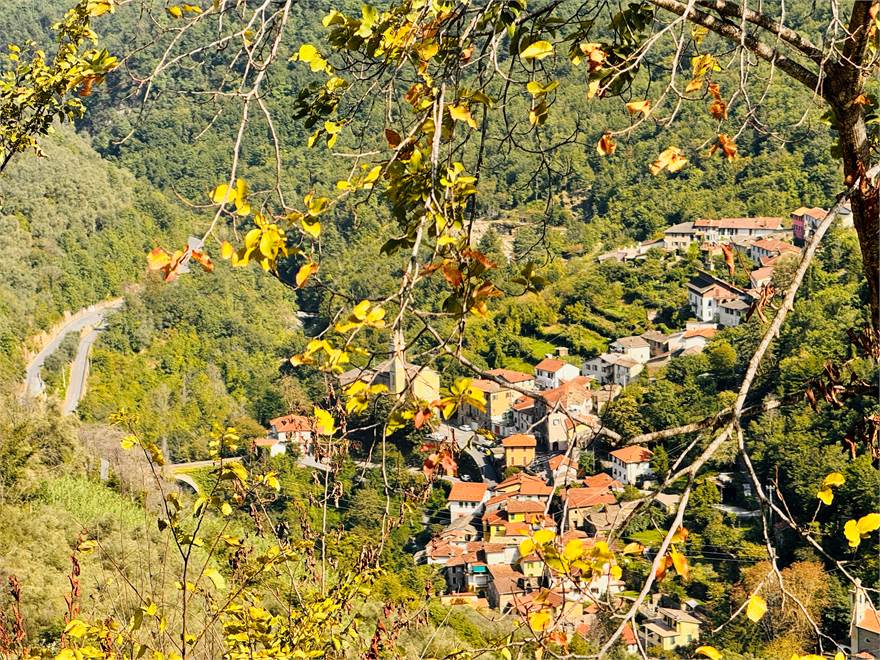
<box><xmin>460</xmin><ymin>424</ymin><xmax>473</xmax><ymax>432</ymax></box>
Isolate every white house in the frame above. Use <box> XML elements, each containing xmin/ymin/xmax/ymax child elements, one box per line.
<box><xmin>447</xmin><ymin>481</ymin><xmax>489</xmax><ymax>520</ymax></box>
<box><xmin>852</xmin><ymin>580</ymin><xmax>880</xmax><ymax>658</ymax></box>
<box><xmin>608</xmin><ymin>445</ymin><xmax>653</xmax><ymax>485</ymax></box>
<box><xmin>582</xmin><ymin>353</ymin><xmax>643</xmax><ymax>387</ymax></box>
<box><xmin>534</xmin><ymin>357</ymin><xmax>581</xmax><ymax>390</ymax></box>
<box><xmin>687</xmin><ymin>271</ymin><xmax>750</xmax><ymax>324</ymax></box>
<box><xmin>692</xmin><ymin>217</ymin><xmax>782</xmax><ymax>242</ymax></box>
<box><xmin>749</xmin><ymin>266</ymin><xmax>774</xmax><ymax>289</ymax></box>
<box><xmin>267</xmin><ymin>413</ymin><xmax>314</xmax><ymax>455</ymax></box>
<box><xmin>610</xmin><ymin>336</ymin><xmax>651</xmax><ymax>363</ymax></box>
<box><xmin>718</xmin><ymin>298</ymin><xmax>750</xmax><ymax>327</ymax></box>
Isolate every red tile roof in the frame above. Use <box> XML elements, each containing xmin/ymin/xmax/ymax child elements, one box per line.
<box><xmin>792</xmin><ymin>206</ymin><xmax>826</xmax><ymax>219</ymax></box>
<box><xmin>512</xmin><ymin>396</ymin><xmax>536</xmax><ymax>411</ymax></box>
<box><xmin>470</xmin><ymin>379</ymin><xmax>502</xmax><ymax>393</ymax></box>
<box><xmin>448</xmin><ymin>481</ymin><xmax>488</xmax><ymax>502</ymax></box>
<box><xmin>269</xmin><ymin>414</ymin><xmax>310</xmax><ymax>433</ymax></box>
<box><xmin>535</xmin><ymin>358</ymin><xmax>567</xmax><ymax>373</ymax></box>
<box><xmin>622</xmin><ymin>623</ymin><xmax>637</xmax><ymax>646</ymax></box>
<box><xmin>750</xmin><ymin>237</ymin><xmax>800</xmax><ymax>253</ymax></box>
<box><xmin>859</xmin><ymin>608</ymin><xmax>880</xmax><ymax>634</ymax></box>
<box><xmin>506</xmin><ymin>499</ymin><xmax>545</xmax><ymax>514</ymax></box>
<box><xmin>486</xmin><ymin>368</ymin><xmax>534</xmax><ymax>384</ymax></box>
<box><xmin>495</xmin><ymin>473</ymin><xmax>553</xmax><ymax>496</ymax></box>
<box><xmin>502</xmin><ymin>433</ymin><xmax>536</xmax><ymax>448</ymax></box>
<box><xmin>683</xmin><ymin>327</ymin><xmax>717</xmax><ymax>339</ymax></box>
<box><xmin>583</xmin><ymin>473</ymin><xmax>623</xmax><ymax>490</ymax></box>
<box><xmin>564</xmin><ymin>487</ymin><xmax>616</xmax><ymax>509</ymax></box>
<box><xmin>610</xmin><ymin>445</ymin><xmax>653</xmax><ymax>464</ymax></box>
<box><xmin>548</xmin><ymin>454</ymin><xmax>576</xmax><ymax>471</ymax></box>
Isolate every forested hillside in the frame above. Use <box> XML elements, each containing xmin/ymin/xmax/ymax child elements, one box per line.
<box><xmin>0</xmin><ymin>0</ymin><xmax>877</xmax><ymax>658</ymax></box>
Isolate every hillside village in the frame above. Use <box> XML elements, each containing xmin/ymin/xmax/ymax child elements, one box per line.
<box><xmin>254</xmin><ymin>205</ymin><xmax>878</xmax><ymax>657</ymax></box>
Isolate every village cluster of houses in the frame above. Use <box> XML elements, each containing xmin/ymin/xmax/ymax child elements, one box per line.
<box><xmin>600</xmin><ymin>206</ymin><xmax>854</xmax><ymax>330</ymax></box>
<box><xmin>419</xmin><ymin>441</ymin><xmax>707</xmax><ymax>652</ymax></box>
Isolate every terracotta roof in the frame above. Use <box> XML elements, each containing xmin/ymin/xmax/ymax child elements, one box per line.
<box><xmin>583</xmin><ymin>473</ymin><xmax>623</xmax><ymax>489</ymax></box>
<box><xmin>750</xmin><ymin>237</ymin><xmax>799</xmax><ymax>253</ymax></box>
<box><xmin>502</xmin><ymin>434</ymin><xmax>536</xmax><ymax>448</ymax></box>
<box><xmin>506</xmin><ymin>499</ymin><xmax>545</xmax><ymax>514</ymax></box>
<box><xmin>485</xmin><ymin>492</ymin><xmax>513</xmax><ymax>508</ymax></box>
<box><xmin>640</xmin><ymin>330</ymin><xmax>668</xmax><ymax>342</ymax></box>
<box><xmin>253</xmin><ymin>437</ymin><xmax>279</xmax><ymax>447</ymax></box>
<box><xmin>694</xmin><ymin>217</ymin><xmax>782</xmax><ymax>230</ymax></box>
<box><xmin>859</xmin><ymin>608</ymin><xmax>880</xmax><ymax>634</ymax></box>
<box><xmin>622</xmin><ymin>623</ymin><xmax>637</xmax><ymax>646</ymax></box>
<box><xmin>483</xmin><ymin>543</ymin><xmax>506</xmax><ymax>553</ymax></box>
<box><xmin>548</xmin><ymin>454</ymin><xmax>576</xmax><ymax>471</ymax></box>
<box><xmin>564</xmin><ymin>487</ymin><xmax>616</xmax><ymax>509</ymax></box>
<box><xmin>486</xmin><ymin>368</ymin><xmax>534</xmax><ymax>384</ymax></box>
<box><xmin>792</xmin><ymin>206</ymin><xmax>826</xmax><ymax>219</ymax></box>
<box><xmin>269</xmin><ymin>414</ymin><xmax>311</xmax><ymax>433</ymax></box>
<box><xmin>610</xmin><ymin>445</ymin><xmax>653</xmax><ymax>464</ymax></box>
<box><xmin>488</xmin><ymin>565</ymin><xmax>526</xmax><ymax>595</ymax></box>
<box><xmin>470</xmin><ymin>378</ymin><xmax>502</xmax><ymax>393</ymax></box>
<box><xmin>750</xmin><ymin>266</ymin><xmax>774</xmax><ymax>283</ymax></box>
<box><xmin>540</xmin><ymin>377</ymin><xmax>592</xmax><ymax>407</ymax></box>
<box><xmin>535</xmin><ymin>358</ymin><xmax>567</xmax><ymax>373</ymax></box>
<box><xmin>512</xmin><ymin>395</ymin><xmax>536</xmax><ymax>412</ymax></box>
<box><xmin>683</xmin><ymin>327</ymin><xmax>717</xmax><ymax>339</ymax></box>
<box><xmin>448</xmin><ymin>481</ymin><xmax>488</xmax><ymax>502</ymax></box>
<box><xmin>495</xmin><ymin>473</ymin><xmax>553</xmax><ymax>496</ymax></box>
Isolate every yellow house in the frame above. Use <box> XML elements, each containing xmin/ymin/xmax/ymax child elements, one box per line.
<box><xmin>640</xmin><ymin>607</ymin><xmax>701</xmax><ymax>651</ymax></box>
<box><xmin>518</xmin><ymin>554</ymin><xmax>544</xmax><ymax>578</ymax></box>
<box><xmin>502</xmin><ymin>434</ymin><xmax>536</xmax><ymax>468</ymax></box>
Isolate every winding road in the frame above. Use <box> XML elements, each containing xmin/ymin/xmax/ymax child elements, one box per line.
<box><xmin>24</xmin><ymin>298</ymin><xmax>125</xmax><ymax>414</ymax></box>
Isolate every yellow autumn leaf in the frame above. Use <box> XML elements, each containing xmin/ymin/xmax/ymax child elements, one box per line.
<box><xmin>671</xmin><ymin>549</ymin><xmax>689</xmax><ymax>580</ymax></box>
<box><xmin>220</xmin><ymin>502</ymin><xmax>232</xmax><ymax>516</ymax></box>
<box><xmin>220</xmin><ymin>241</ymin><xmax>234</xmax><ymax>259</ymax></box>
<box><xmin>533</xmin><ymin>529</ymin><xmax>555</xmax><ymax>545</ymax></box>
<box><xmin>166</xmin><ymin>6</ymin><xmax>183</xmax><ymax>18</ymax></box>
<box><xmin>528</xmin><ymin>610</ymin><xmax>551</xmax><ymax>631</ymax></box>
<box><xmin>211</xmin><ymin>182</ymin><xmax>236</xmax><ymax>205</ymax></box>
<box><xmin>859</xmin><ymin>512</ymin><xmax>880</xmax><ymax>534</ymax></box>
<box><xmin>563</xmin><ymin>539</ymin><xmax>584</xmax><ymax>561</ymax></box>
<box><xmin>822</xmin><ymin>472</ymin><xmax>845</xmax><ymax>488</ymax></box>
<box><xmin>448</xmin><ymin>104</ymin><xmax>477</xmax><ymax>129</ymax></box>
<box><xmin>817</xmin><ymin>487</ymin><xmax>834</xmax><ymax>505</ymax></box>
<box><xmin>695</xmin><ymin>646</ymin><xmax>723</xmax><ymax>659</ymax></box>
<box><xmin>845</xmin><ymin>518</ymin><xmax>861</xmax><ymax>547</ymax></box>
<box><xmin>650</xmin><ymin>147</ymin><xmax>688</xmax><ymax>175</ymax></box>
<box><xmin>295</xmin><ymin>262</ymin><xmax>318</xmax><ymax>287</ymax></box>
<box><xmin>520</xmin><ymin>40</ymin><xmax>554</xmax><ymax>60</ymax></box>
<box><xmin>301</xmin><ymin>218</ymin><xmax>321</xmax><ymax>239</ymax></box>
<box><xmin>746</xmin><ymin>594</ymin><xmax>767</xmax><ymax>622</ymax></box>
<box><xmin>314</xmin><ymin>406</ymin><xmax>336</xmax><ymax>435</ymax></box>
<box><xmin>685</xmin><ymin>77</ymin><xmax>704</xmax><ymax>93</ymax></box>
<box><xmin>622</xmin><ymin>542</ymin><xmax>645</xmax><ymax>555</ymax></box>
<box><xmin>297</xmin><ymin>44</ymin><xmax>318</xmax><ymax>63</ymax></box>
<box><xmin>63</xmin><ymin>618</ymin><xmax>88</xmax><ymax>638</ymax></box>
<box><xmin>519</xmin><ymin>538</ymin><xmax>536</xmax><ymax>557</ymax></box>
<box><xmin>203</xmin><ymin>567</ymin><xmax>226</xmax><ymax>590</ymax></box>
<box><xmin>625</xmin><ymin>99</ymin><xmax>651</xmax><ymax>116</ymax></box>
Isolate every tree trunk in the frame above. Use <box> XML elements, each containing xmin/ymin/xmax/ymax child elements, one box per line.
<box><xmin>832</xmin><ymin>0</ymin><xmax>880</xmax><ymax>331</ymax></box>
<box><xmin>838</xmin><ymin>111</ymin><xmax>880</xmax><ymax>331</ymax></box>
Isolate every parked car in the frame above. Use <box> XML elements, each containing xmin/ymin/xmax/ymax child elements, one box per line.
<box><xmin>460</xmin><ymin>424</ymin><xmax>473</xmax><ymax>432</ymax></box>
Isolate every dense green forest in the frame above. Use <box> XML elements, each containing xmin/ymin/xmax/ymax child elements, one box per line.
<box><xmin>0</xmin><ymin>0</ymin><xmax>877</xmax><ymax>658</ymax></box>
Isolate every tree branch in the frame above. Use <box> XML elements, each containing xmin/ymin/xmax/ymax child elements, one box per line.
<box><xmin>694</xmin><ymin>0</ymin><xmax>826</xmax><ymax>64</ymax></box>
<box><xmin>647</xmin><ymin>0</ymin><xmax>821</xmax><ymax>91</ymax></box>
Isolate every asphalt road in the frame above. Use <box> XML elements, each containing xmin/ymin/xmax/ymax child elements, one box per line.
<box><xmin>25</xmin><ymin>299</ymin><xmax>124</xmax><ymax>412</ymax></box>
<box><xmin>442</xmin><ymin>423</ymin><xmax>500</xmax><ymax>485</ymax></box>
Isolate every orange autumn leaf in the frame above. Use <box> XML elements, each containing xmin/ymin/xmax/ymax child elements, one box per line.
<box><xmin>597</xmin><ymin>133</ymin><xmax>616</xmax><ymax>156</ymax></box>
<box><xmin>709</xmin><ymin>98</ymin><xmax>728</xmax><ymax>119</ymax></box>
<box><xmin>710</xmin><ymin>133</ymin><xmax>738</xmax><ymax>160</ymax></box>
<box><xmin>649</xmin><ymin>147</ymin><xmax>688</xmax><ymax>175</ymax></box>
<box><xmin>625</xmin><ymin>99</ymin><xmax>651</xmax><ymax>117</ymax></box>
<box><xmin>685</xmin><ymin>78</ymin><xmax>703</xmax><ymax>93</ymax></box>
